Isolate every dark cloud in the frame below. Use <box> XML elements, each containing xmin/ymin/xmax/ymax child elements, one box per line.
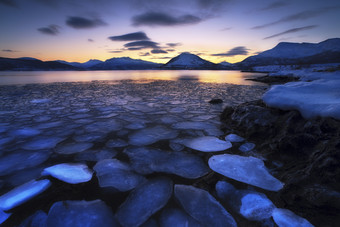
<box><xmin>124</xmin><ymin>40</ymin><xmax>160</xmax><ymax>49</ymax></box>
<box><xmin>196</xmin><ymin>0</ymin><xmax>232</xmax><ymax>11</ymax></box>
<box><xmin>2</xmin><ymin>49</ymin><xmax>18</xmax><ymax>52</ymax></box>
<box><xmin>166</xmin><ymin>49</ymin><xmax>176</xmax><ymax>52</ymax></box>
<box><xmin>132</xmin><ymin>12</ymin><xmax>202</xmax><ymax>26</ymax></box>
<box><xmin>263</xmin><ymin>25</ymin><xmax>318</xmax><ymax>40</ymax></box>
<box><xmin>139</xmin><ymin>52</ymin><xmax>150</xmax><ymax>56</ymax></box>
<box><xmin>37</xmin><ymin>25</ymin><xmax>60</xmax><ymax>35</ymax></box>
<box><xmin>252</xmin><ymin>7</ymin><xmax>339</xmax><ymax>29</ymax></box>
<box><xmin>151</xmin><ymin>49</ymin><xmax>168</xmax><ymax>54</ymax></box>
<box><xmin>109</xmin><ymin>32</ymin><xmax>150</xmax><ymax>41</ymax></box>
<box><xmin>88</xmin><ymin>38</ymin><xmax>94</xmax><ymax>42</ymax></box>
<box><xmin>0</xmin><ymin>0</ymin><xmax>18</xmax><ymax>8</ymax></box>
<box><xmin>166</xmin><ymin>43</ymin><xmax>181</xmax><ymax>47</ymax></box>
<box><xmin>259</xmin><ymin>1</ymin><xmax>288</xmax><ymax>11</ymax></box>
<box><xmin>66</xmin><ymin>16</ymin><xmax>107</xmax><ymax>29</ymax></box>
<box><xmin>211</xmin><ymin>46</ymin><xmax>249</xmax><ymax>57</ymax></box>
<box><xmin>108</xmin><ymin>50</ymin><xmax>123</xmax><ymax>53</ymax></box>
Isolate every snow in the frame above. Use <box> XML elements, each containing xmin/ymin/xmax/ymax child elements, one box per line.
<box><xmin>174</xmin><ymin>185</ymin><xmax>237</xmax><ymax>227</ymax></box>
<box><xmin>93</xmin><ymin>159</ymin><xmax>145</xmax><ymax>191</ymax></box>
<box><xmin>0</xmin><ymin>180</ymin><xmax>51</xmax><ymax>211</ymax></box>
<box><xmin>116</xmin><ymin>178</ymin><xmax>173</xmax><ymax>227</ymax></box>
<box><xmin>129</xmin><ymin>125</ymin><xmax>178</xmax><ymax>146</ymax></box>
<box><xmin>46</xmin><ymin>200</ymin><xmax>119</xmax><ymax>227</ymax></box>
<box><xmin>263</xmin><ymin>73</ymin><xmax>340</xmax><ymax>120</ymax></box>
<box><xmin>160</xmin><ymin>208</ymin><xmax>203</xmax><ymax>227</ymax></box>
<box><xmin>256</xmin><ymin>38</ymin><xmax>340</xmax><ymax>59</ymax></box>
<box><xmin>239</xmin><ymin>143</ymin><xmax>256</xmax><ymax>152</ymax></box>
<box><xmin>183</xmin><ymin>136</ymin><xmax>232</xmax><ymax>152</ymax></box>
<box><xmin>209</xmin><ymin>154</ymin><xmax>284</xmax><ymax>191</ymax></box>
<box><xmin>0</xmin><ymin>210</ymin><xmax>11</xmax><ymax>225</ymax></box>
<box><xmin>42</xmin><ymin>163</ymin><xmax>93</xmax><ymax>184</ymax></box>
<box><xmin>125</xmin><ymin>147</ymin><xmax>209</xmax><ymax>179</ymax></box>
<box><xmin>225</xmin><ymin>133</ymin><xmax>245</xmax><ymax>142</ymax></box>
<box><xmin>165</xmin><ymin>52</ymin><xmax>213</xmax><ymax>68</ymax></box>
<box><xmin>272</xmin><ymin>208</ymin><xmax>314</xmax><ymax>227</ymax></box>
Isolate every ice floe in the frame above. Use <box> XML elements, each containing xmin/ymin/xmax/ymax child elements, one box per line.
<box><xmin>183</xmin><ymin>136</ymin><xmax>232</xmax><ymax>152</ymax></box>
<box><xmin>0</xmin><ymin>150</ymin><xmax>50</xmax><ymax>176</ymax></box>
<box><xmin>55</xmin><ymin>142</ymin><xmax>93</xmax><ymax>155</ymax></box>
<box><xmin>22</xmin><ymin>137</ymin><xmax>64</xmax><ymax>150</ymax></box>
<box><xmin>172</xmin><ymin>121</ymin><xmax>216</xmax><ymax>130</ymax></box>
<box><xmin>116</xmin><ymin>178</ymin><xmax>173</xmax><ymax>227</ymax></box>
<box><xmin>239</xmin><ymin>143</ymin><xmax>256</xmax><ymax>152</ymax></box>
<box><xmin>160</xmin><ymin>208</ymin><xmax>203</xmax><ymax>227</ymax></box>
<box><xmin>174</xmin><ymin>185</ymin><xmax>237</xmax><ymax>227</ymax></box>
<box><xmin>125</xmin><ymin>147</ymin><xmax>209</xmax><ymax>179</ymax></box>
<box><xmin>9</xmin><ymin>127</ymin><xmax>41</xmax><ymax>137</ymax></box>
<box><xmin>225</xmin><ymin>133</ymin><xmax>245</xmax><ymax>142</ymax></box>
<box><xmin>0</xmin><ymin>180</ymin><xmax>51</xmax><ymax>211</ymax></box>
<box><xmin>93</xmin><ymin>159</ymin><xmax>145</xmax><ymax>191</ymax></box>
<box><xmin>209</xmin><ymin>154</ymin><xmax>284</xmax><ymax>191</ymax></box>
<box><xmin>105</xmin><ymin>139</ymin><xmax>128</xmax><ymax>148</ymax></box>
<box><xmin>19</xmin><ymin>210</ymin><xmax>47</xmax><ymax>227</ymax></box>
<box><xmin>0</xmin><ymin>210</ymin><xmax>11</xmax><ymax>225</ymax></box>
<box><xmin>216</xmin><ymin>181</ymin><xmax>275</xmax><ymax>221</ymax></box>
<box><xmin>272</xmin><ymin>208</ymin><xmax>314</xmax><ymax>227</ymax></box>
<box><xmin>46</xmin><ymin>200</ymin><xmax>119</xmax><ymax>227</ymax></box>
<box><xmin>129</xmin><ymin>125</ymin><xmax>178</xmax><ymax>146</ymax></box>
<box><xmin>42</xmin><ymin>163</ymin><xmax>93</xmax><ymax>184</ymax></box>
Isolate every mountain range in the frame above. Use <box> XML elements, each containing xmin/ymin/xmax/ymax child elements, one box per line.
<box><xmin>1</xmin><ymin>38</ymin><xmax>339</xmax><ymax>71</ymax></box>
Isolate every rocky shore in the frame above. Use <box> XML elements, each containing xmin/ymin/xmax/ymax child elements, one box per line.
<box><xmin>220</xmin><ymin>100</ymin><xmax>340</xmax><ymax>227</ymax></box>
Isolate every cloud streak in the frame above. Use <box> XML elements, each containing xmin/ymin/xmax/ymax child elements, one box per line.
<box><xmin>259</xmin><ymin>1</ymin><xmax>288</xmax><ymax>11</ymax></box>
<box><xmin>151</xmin><ymin>49</ymin><xmax>168</xmax><ymax>54</ymax></box>
<box><xmin>109</xmin><ymin>32</ymin><xmax>150</xmax><ymax>41</ymax></box>
<box><xmin>37</xmin><ymin>25</ymin><xmax>60</xmax><ymax>35</ymax></box>
<box><xmin>252</xmin><ymin>7</ymin><xmax>339</xmax><ymax>29</ymax></box>
<box><xmin>124</xmin><ymin>40</ymin><xmax>160</xmax><ymax>50</ymax></box>
<box><xmin>263</xmin><ymin>25</ymin><xmax>318</xmax><ymax>40</ymax></box>
<box><xmin>66</xmin><ymin>16</ymin><xmax>107</xmax><ymax>29</ymax></box>
<box><xmin>2</xmin><ymin>49</ymin><xmax>18</xmax><ymax>52</ymax></box>
<box><xmin>132</xmin><ymin>12</ymin><xmax>202</xmax><ymax>26</ymax></box>
<box><xmin>211</xmin><ymin>46</ymin><xmax>249</xmax><ymax>57</ymax></box>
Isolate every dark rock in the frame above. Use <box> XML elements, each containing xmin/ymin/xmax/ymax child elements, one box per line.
<box><xmin>209</xmin><ymin>99</ymin><xmax>223</xmax><ymax>104</ymax></box>
<box><xmin>246</xmin><ymin>75</ymin><xmax>299</xmax><ymax>85</ymax></box>
<box><xmin>220</xmin><ymin>100</ymin><xmax>340</xmax><ymax>226</ymax></box>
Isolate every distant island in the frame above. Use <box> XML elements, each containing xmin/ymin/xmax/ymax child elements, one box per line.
<box><xmin>0</xmin><ymin>38</ymin><xmax>339</xmax><ymax>71</ymax></box>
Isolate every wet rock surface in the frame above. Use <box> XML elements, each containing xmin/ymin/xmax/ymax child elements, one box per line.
<box><xmin>221</xmin><ymin>99</ymin><xmax>340</xmax><ymax>226</ymax></box>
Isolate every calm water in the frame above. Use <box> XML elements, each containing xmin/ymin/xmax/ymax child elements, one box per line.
<box><xmin>0</xmin><ymin>70</ymin><xmax>266</xmax><ymax>85</ymax></box>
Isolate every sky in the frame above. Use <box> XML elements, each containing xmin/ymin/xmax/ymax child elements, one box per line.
<box><xmin>0</xmin><ymin>0</ymin><xmax>339</xmax><ymax>63</ymax></box>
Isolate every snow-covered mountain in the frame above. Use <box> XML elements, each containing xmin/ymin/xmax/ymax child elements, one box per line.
<box><xmin>218</xmin><ymin>61</ymin><xmax>234</xmax><ymax>69</ymax></box>
<box><xmin>163</xmin><ymin>52</ymin><xmax>217</xmax><ymax>69</ymax></box>
<box><xmin>239</xmin><ymin>38</ymin><xmax>340</xmax><ymax>69</ymax></box>
<box><xmin>91</xmin><ymin>57</ymin><xmax>160</xmax><ymax>70</ymax></box>
<box><xmin>57</xmin><ymin>59</ymin><xmax>103</xmax><ymax>69</ymax></box>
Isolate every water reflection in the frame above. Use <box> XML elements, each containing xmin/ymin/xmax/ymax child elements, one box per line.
<box><xmin>0</xmin><ymin>70</ymin><xmax>266</xmax><ymax>86</ymax></box>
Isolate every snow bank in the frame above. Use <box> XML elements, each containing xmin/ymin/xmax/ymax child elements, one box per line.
<box><xmin>263</xmin><ymin>72</ymin><xmax>340</xmax><ymax>120</ymax></box>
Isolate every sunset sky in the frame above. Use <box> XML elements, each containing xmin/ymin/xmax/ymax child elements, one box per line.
<box><xmin>1</xmin><ymin>0</ymin><xmax>339</xmax><ymax>63</ymax></box>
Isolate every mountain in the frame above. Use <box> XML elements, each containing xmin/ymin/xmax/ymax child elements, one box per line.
<box><xmin>57</xmin><ymin>59</ymin><xmax>103</xmax><ymax>69</ymax></box>
<box><xmin>238</xmin><ymin>38</ymin><xmax>340</xmax><ymax>69</ymax></box>
<box><xmin>90</xmin><ymin>57</ymin><xmax>161</xmax><ymax>70</ymax></box>
<box><xmin>218</xmin><ymin>61</ymin><xmax>234</xmax><ymax>69</ymax></box>
<box><xmin>0</xmin><ymin>57</ymin><xmax>80</xmax><ymax>71</ymax></box>
<box><xmin>163</xmin><ymin>52</ymin><xmax>218</xmax><ymax>69</ymax></box>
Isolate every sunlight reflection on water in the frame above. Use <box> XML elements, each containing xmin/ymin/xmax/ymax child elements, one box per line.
<box><xmin>0</xmin><ymin>70</ymin><xmax>266</xmax><ymax>85</ymax></box>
